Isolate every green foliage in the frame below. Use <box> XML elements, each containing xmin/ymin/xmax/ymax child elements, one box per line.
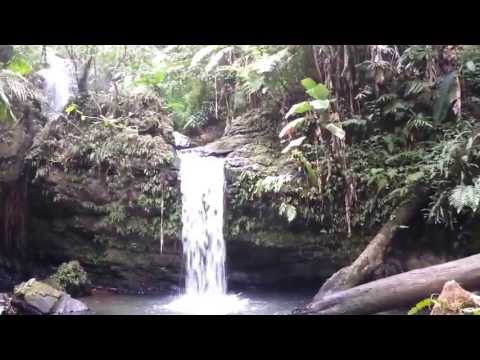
<box><xmin>408</xmin><ymin>297</ymin><xmax>437</xmax><ymax>315</ymax></box>
<box><xmin>50</xmin><ymin>260</ymin><xmax>90</xmax><ymax>297</ymax></box>
<box><xmin>306</xmin><ymin>84</ymin><xmax>329</xmax><ymax>100</ymax></box>
<box><xmin>6</xmin><ymin>54</ymin><xmax>33</xmax><ymax>76</ymax></box>
<box><xmin>285</xmin><ymin>101</ymin><xmax>312</xmax><ymax>118</ymax></box>
<box><xmin>255</xmin><ymin>174</ymin><xmax>293</xmax><ymax>194</ymax></box>
<box><xmin>281</xmin><ymin>77</ymin><xmax>343</xmax><ymax>157</ymax></box>
<box><xmin>17</xmin><ymin>44</ymin><xmax>480</xmax><ymax>246</ymax></box>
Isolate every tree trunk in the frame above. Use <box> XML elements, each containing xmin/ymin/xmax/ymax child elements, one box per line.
<box><xmin>313</xmin><ymin>186</ymin><xmax>429</xmax><ymax>301</ymax></box>
<box><xmin>294</xmin><ymin>253</ymin><xmax>480</xmax><ymax>315</ymax></box>
<box><xmin>78</xmin><ymin>57</ymin><xmax>93</xmax><ymax>94</ymax></box>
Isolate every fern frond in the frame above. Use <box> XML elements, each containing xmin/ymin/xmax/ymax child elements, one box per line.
<box><xmin>449</xmin><ymin>178</ymin><xmax>480</xmax><ymax>214</ymax></box>
<box><xmin>0</xmin><ymin>70</ymin><xmax>34</xmax><ymax>102</ymax></box>
<box><xmin>404</xmin><ymin>80</ymin><xmax>430</xmax><ymax>97</ymax></box>
<box><xmin>407</xmin><ymin>115</ymin><xmax>433</xmax><ymax>130</ymax></box>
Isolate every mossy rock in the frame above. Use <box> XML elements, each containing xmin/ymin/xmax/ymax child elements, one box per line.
<box><xmin>12</xmin><ymin>278</ymin><xmax>88</xmax><ymax>314</ymax></box>
<box><xmin>47</xmin><ymin>261</ymin><xmax>92</xmax><ymax>297</ymax></box>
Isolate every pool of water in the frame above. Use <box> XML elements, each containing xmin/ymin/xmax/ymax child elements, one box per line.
<box><xmin>79</xmin><ymin>289</ymin><xmax>314</xmax><ymax>315</ymax></box>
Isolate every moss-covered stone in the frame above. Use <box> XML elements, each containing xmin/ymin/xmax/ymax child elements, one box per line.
<box><xmin>47</xmin><ymin>260</ymin><xmax>91</xmax><ymax>297</ymax></box>
<box><xmin>12</xmin><ymin>278</ymin><xmax>88</xmax><ymax>314</ymax></box>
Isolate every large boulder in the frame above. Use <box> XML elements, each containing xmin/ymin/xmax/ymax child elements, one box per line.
<box><xmin>11</xmin><ymin>278</ymin><xmax>88</xmax><ymax>315</ymax></box>
<box><xmin>431</xmin><ymin>280</ymin><xmax>480</xmax><ymax>315</ymax></box>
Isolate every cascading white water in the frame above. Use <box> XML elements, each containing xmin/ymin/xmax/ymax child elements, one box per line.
<box><xmin>164</xmin><ymin>151</ymin><xmax>248</xmax><ymax>314</ymax></box>
<box><xmin>37</xmin><ymin>52</ymin><xmax>74</xmax><ymax>115</ymax></box>
<box><xmin>181</xmin><ymin>151</ymin><xmax>227</xmax><ymax>295</ymax></box>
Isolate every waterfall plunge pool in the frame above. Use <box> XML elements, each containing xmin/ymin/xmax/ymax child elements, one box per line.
<box><xmin>78</xmin><ymin>288</ymin><xmax>314</xmax><ymax>315</ymax></box>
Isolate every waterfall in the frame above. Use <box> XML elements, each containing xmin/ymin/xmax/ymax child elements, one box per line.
<box><xmin>37</xmin><ymin>52</ymin><xmax>74</xmax><ymax>115</ymax></box>
<box><xmin>164</xmin><ymin>150</ymin><xmax>247</xmax><ymax>314</ymax></box>
<box><xmin>180</xmin><ymin>151</ymin><xmax>227</xmax><ymax>295</ymax></box>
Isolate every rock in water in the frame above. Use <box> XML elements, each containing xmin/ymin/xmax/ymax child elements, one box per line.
<box><xmin>11</xmin><ymin>278</ymin><xmax>88</xmax><ymax>315</ymax></box>
<box><xmin>431</xmin><ymin>280</ymin><xmax>480</xmax><ymax>315</ymax></box>
<box><xmin>50</xmin><ymin>293</ymin><xmax>89</xmax><ymax>314</ymax></box>
<box><xmin>173</xmin><ymin>131</ymin><xmax>192</xmax><ymax>148</ymax></box>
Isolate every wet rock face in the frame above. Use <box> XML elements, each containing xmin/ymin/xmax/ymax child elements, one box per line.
<box><xmin>24</xmin><ymin>96</ymin><xmax>183</xmax><ymax>292</ymax></box>
<box><xmin>0</xmin><ymin>101</ymin><xmax>46</xmax><ymax>263</ymax></box>
<box><xmin>201</xmin><ymin>110</ymin><xmax>354</xmax><ymax>286</ymax></box>
<box><xmin>11</xmin><ymin>278</ymin><xmax>88</xmax><ymax>315</ymax></box>
<box><xmin>16</xmin><ymin>104</ymin><xmax>353</xmax><ymax>291</ymax></box>
<box><xmin>226</xmin><ymin>241</ymin><xmax>339</xmax><ymax>289</ymax></box>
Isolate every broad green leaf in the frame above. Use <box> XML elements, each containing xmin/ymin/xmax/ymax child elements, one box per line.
<box><xmin>279</xmin><ymin>117</ymin><xmax>305</xmax><ymax>139</ymax></box>
<box><xmin>281</xmin><ymin>136</ymin><xmax>306</xmax><ymax>154</ymax></box>
<box><xmin>306</xmin><ymin>84</ymin><xmax>329</xmax><ymax>100</ymax></box>
<box><xmin>285</xmin><ymin>101</ymin><xmax>312</xmax><ymax>119</ymax></box>
<box><xmin>324</xmin><ymin>123</ymin><xmax>346</xmax><ymax>140</ymax></box>
<box><xmin>310</xmin><ymin>99</ymin><xmax>330</xmax><ymax>112</ymax></box>
<box><xmin>301</xmin><ymin>77</ymin><xmax>317</xmax><ymax>90</ymax></box>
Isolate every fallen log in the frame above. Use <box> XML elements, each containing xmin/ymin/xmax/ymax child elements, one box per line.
<box><xmin>294</xmin><ymin>253</ymin><xmax>480</xmax><ymax>315</ymax></box>
<box><xmin>313</xmin><ymin>186</ymin><xmax>429</xmax><ymax>301</ymax></box>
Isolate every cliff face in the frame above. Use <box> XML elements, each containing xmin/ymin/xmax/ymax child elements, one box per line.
<box><xmin>25</xmin><ymin>95</ymin><xmax>183</xmax><ymax>292</ymax></box>
<box><xmin>0</xmin><ymin>100</ymin><xmax>45</xmax><ymax>287</ymax></box>
<box><xmin>1</xmin><ymin>94</ymin><xmax>466</xmax><ymax>293</ymax></box>
<box><xmin>9</xmin><ymin>98</ymin><xmax>350</xmax><ymax>292</ymax></box>
<box><xmin>200</xmin><ymin>109</ymin><xmax>357</xmax><ymax>288</ymax></box>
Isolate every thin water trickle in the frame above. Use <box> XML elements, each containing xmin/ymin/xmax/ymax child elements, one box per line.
<box><xmin>164</xmin><ymin>150</ymin><xmax>248</xmax><ymax>314</ymax></box>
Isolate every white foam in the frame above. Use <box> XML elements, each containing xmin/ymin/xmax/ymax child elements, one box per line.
<box><xmin>163</xmin><ymin>293</ymin><xmax>249</xmax><ymax>315</ymax></box>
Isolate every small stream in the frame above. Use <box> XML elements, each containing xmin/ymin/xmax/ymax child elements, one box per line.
<box><xmin>79</xmin><ymin>289</ymin><xmax>314</xmax><ymax>315</ymax></box>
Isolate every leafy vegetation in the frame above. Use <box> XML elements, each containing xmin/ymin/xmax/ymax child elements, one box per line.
<box><xmin>8</xmin><ymin>44</ymin><xmax>480</xmax><ymax>250</ymax></box>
